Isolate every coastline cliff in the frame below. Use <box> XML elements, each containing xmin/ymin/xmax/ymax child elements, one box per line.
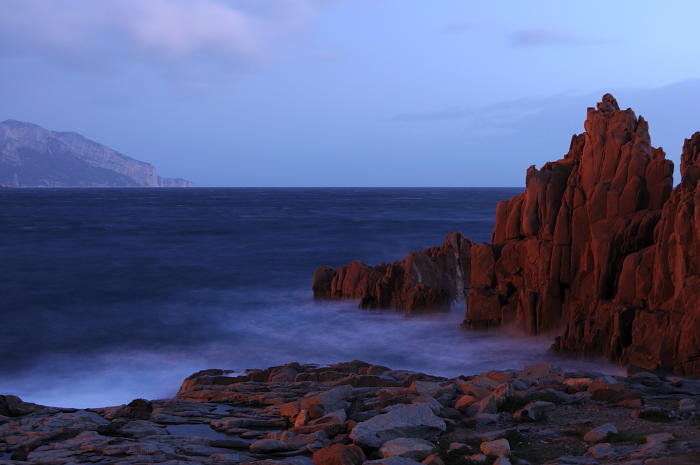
<box><xmin>0</xmin><ymin>119</ymin><xmax>194</xmax><ymax>187</ymax></box>
<box><xmin>467</xmin><ymin>94</ymin><xmax>700</xmax><ymax>376</ymax></box>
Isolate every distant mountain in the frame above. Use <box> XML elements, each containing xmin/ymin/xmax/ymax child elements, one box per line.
<box><xmin>0</xmin><ymin>120</ymin><xmax>194</xmax><ymax>187</ymax></box>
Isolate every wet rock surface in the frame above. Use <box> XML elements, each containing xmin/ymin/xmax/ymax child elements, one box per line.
<box><xmin>312</xmin><ymin>231</ymin><xmax>473</xmax><ymax>312</ymax></box>
<box><xmin>1</xmin><ymin>360</ymin><xmax>700</xmax><ymax>464</ymax></box>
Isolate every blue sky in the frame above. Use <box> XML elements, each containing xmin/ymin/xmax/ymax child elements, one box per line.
<box><xmin>2</xmin><ymin>0</ymin><xmax>700</xmax><ymax>186</ymax></box>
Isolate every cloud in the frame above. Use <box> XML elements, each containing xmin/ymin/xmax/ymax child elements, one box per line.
<box><xmin>390</xmin><ymin>99</ymin><xmax>544</xmax><ymax>128</ymax></box>
<box><xmin>443</xmin><ymin>19</ymin><xmax>477</xmax><ymax>34</ymax></box>
<box><xmin>510</xmin><ymin>28</ymin><xmax>576</xmax><ymax>47</ymax></box>
<box><xmin>0</xmin><ymin>0</ymin><xmax>316</xmax><ymax>76</ymax></box>
<box><xmin>390</xmin><ymin>104</ymin><xmax>474</xmax><ymax>122</ymax></box>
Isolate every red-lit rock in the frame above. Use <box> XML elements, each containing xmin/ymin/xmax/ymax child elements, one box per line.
<box><xmin>465</xmin><ymin>94</ymin><xmax>700</xmax><ymax>374</ymax></box>
<box><xmin>313</xmin><ymin>231</ymin><xmax>473</xmax><ymax>312</ymax></box>
<box><xmin>619</xmin><ymin>131</ymin><xmax>700</xmax><ymax>375</ymax></box>
<box><xmin>313</xmin><ymin>443</ymin><xmax>367</xmax><ymax>465</ymax></box>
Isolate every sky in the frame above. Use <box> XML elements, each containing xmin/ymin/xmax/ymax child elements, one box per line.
<box><xmin>2</xmin><ymin>0</ymin><xmax>700</xmax><ymax>187</ymax></box>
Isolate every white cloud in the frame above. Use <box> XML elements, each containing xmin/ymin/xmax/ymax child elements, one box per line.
<box><xmin>510</xmin><ymin>28</ymin><xmax>574</xmax><ymax>47</ymax></box>
<box><xmin>0</xmin><ymin>0</ymin><xmax>316</xmax><ymax>75</ymax></box>
<box><xmin>390</xmin><ymin>99</ymin><xmax>544</xmax><ymax>127</ymax></box>
<box><xmin>443</xmin><ymin>19</ymin><xmax>477</xmax><ymax>34</ymax></box>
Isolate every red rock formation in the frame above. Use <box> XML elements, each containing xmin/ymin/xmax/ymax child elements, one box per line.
<box><xmin>615</xmin><ymin>132</ymin><xmax>700</xmax><ymax>375</ymax></box>
<box><xmin>313</xmin><ymin>231</ymin><xmax>473</xmax><ymax>312</ymax></box>
<box><xmin>466</xmin><ymin>94</ymin><xmax>700</xmax><ymax>374</ymax></box>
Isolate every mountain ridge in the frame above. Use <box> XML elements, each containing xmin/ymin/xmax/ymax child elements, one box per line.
<box><xmin>0</xmin><ymin>119</ymin><xmax>193</xmax><ymax>187</ymax></box>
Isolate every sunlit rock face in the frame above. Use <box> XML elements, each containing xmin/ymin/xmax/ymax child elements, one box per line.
<box><xmin>619</xmin><ymin>131</ymin><xmax>700</xmax><ymax>375</ymax></box>
<box><xmin>313</xmin><ymin>231</ymin><xmax>473</xmax><ymax>312</ymax></box>
<box><xmin>466</xmin><ymin>94</ymin><xmax>700</xmax><ymax>375</ymax></box>
<box><xmin>0</xmin><ymin>119</ymin><xmax>193</xmax><ymax>187</ymax></box>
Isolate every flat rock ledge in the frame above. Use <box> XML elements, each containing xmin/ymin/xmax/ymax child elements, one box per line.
<box><xmin>2</xmin><ymin>361</ymin><xmax>700</xmax><ymax>464</ymax></box>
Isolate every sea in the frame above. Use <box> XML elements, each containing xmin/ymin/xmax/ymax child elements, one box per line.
<box><xmin>0</xmin><ymin>188</ymin><xmax>623</xmax><ymax>409</ymax></box>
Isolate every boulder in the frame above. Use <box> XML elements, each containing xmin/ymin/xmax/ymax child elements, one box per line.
<box><xmin>313</xmin><ymin>443</ymin><xmax>366</xmax><ymax>465</ymax></box>
<box><xmin>379</xmin><ymin>438</ymin><xmax>435</xmax><ymax>461</ymax></box>
<box><xmin>301</xmin><ymin>386</ymin><xmax>354</xmax><ymax>420</ymax></box>
<box><xmin>410</xmin><ymin>395</ymin><xmax>442</xmax><ymax>416</ymax></box>
<box><xmin>589</xmin><ymin>382</ymin><xmax>628</xmax><ymax>401</ymax></box>
<box><xmin>281</xmin><ymin>401</ymin><xmax>302</xmax><ymax>419</ymax></box>
<box><xmin>513</xmin><ymin>401</ymin><xmax>556</xmax><ymax>422</ymax></box>
<box><xmin>118</xmin><ymin>419</ymin><xmax>169</xmax><ymax>437</ymax></box>
<box><xmin>286</xmin><ymin>431</ymin><xmax>329</xmax><ymax>450</ymax></box>
<box><xmin>125</xmin><ymin>398</ymin><xmax>153</xmax><ymax>416</ymax></box>
<box><xmin>250</xmin><ymin>439</ymin><xmax>290</xmax><ymax>454</ymax></box>
<box><xmin>310</xmin><ymin>410</ymin><xmax>347</xmax><ymax>426</ymax></box>
<box><xmin>421</xmin><ymin>454</ymin><xmax>445</xmax><ymax>465</ymax></box>
<box><xmin>583</xmin><ymin>423</ymin><xmax>617</xmax><ymax>442</ymax></box>
<box><xmin>454</xmin><ymin>395</ymin><xmax>477</xmax><ymax>413</ymax></box>
<box><xmin>466</xmin><ymin>394</ymin><xmax>496</xmax><ymax>418</ymax></box>
<box><xmin>479</xmin><ymin>438</ymin><xmax>510</xmax><ymax>457</ymax></box>
<box><xmin>645</xmin><ymin>432</ymin><xmax>674</xmax><ymax>443</ymax></box>
<box><xmin>349</xmin><ymin>404</ymin><xmax>446</xmax><ymax>449</ymax></box>
<box><xmin>296</xmin><ymin>409</ymin><xmax>312</xmax><ymax>427</ymax></box>
<box><xmin>409</xmin><ymin>382</ymin><xmax>441</xmax><ymax>397</ymax></box>
<box><xmin>587</xmin><ymin>443</ymin><xmax>615</xmax><ymax>459</ymax></box>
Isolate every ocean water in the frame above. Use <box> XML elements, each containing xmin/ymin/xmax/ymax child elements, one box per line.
<box><xmin>0</xmin><ymin>188</ymin><xmax>623</xmax><ymax>408</ymax></box>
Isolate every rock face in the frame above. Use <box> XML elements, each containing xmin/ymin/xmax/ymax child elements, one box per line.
<box><xmin>466</xmin><ymin>94</ymin><xmax>700</xmax><ymax>375</ymax></box>
<box><xmin>0</xmin><ymin>119</ymin><xmax>194</xmax><ymax>187</ymax></box>
<box><xmin>313</xmin><ymin>231</ymin><xmax>473</xmax><ymax>312</ymax></box>
<box><xmin>618</xmin><ymin>131</ymin><xmax>700</xmax><ymax>375</ymax></box>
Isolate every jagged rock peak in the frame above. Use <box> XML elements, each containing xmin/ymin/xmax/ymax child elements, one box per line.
<box><xmin>467</xmin><ymin>95</ymin><xmax>679</xmax><ymax>371</ymax></box>
<box><xmin>596</xmin><ymin>93</ymin><xmax>620</xmax><ymax>113</ymax></box>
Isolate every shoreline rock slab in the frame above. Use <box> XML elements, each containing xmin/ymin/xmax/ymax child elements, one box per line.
<box><xmin>349</xmin><ymin>404</ymin><xmax>446</xmax><ymax>449</ymax></box>
<box><xmin>2</xmin><ymin>360</ymin><xmax>700</xmax><ymax>464</ymax></box>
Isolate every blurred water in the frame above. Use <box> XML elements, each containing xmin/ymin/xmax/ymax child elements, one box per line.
<box><xmin>0</xmin><ymin>188</ymin><xmax>623</xmax><ymax>408</ymax></box>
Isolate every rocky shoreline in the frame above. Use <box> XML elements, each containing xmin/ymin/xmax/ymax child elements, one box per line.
<box><xmin>314</xmin><ymin>94</ymin><xmax>700</xmax><ymax>377</ymax></box>
<box><xmin>2</xmin><ymin>360</ymin><xmax>700</xmax><ymax>464</ymax></box>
